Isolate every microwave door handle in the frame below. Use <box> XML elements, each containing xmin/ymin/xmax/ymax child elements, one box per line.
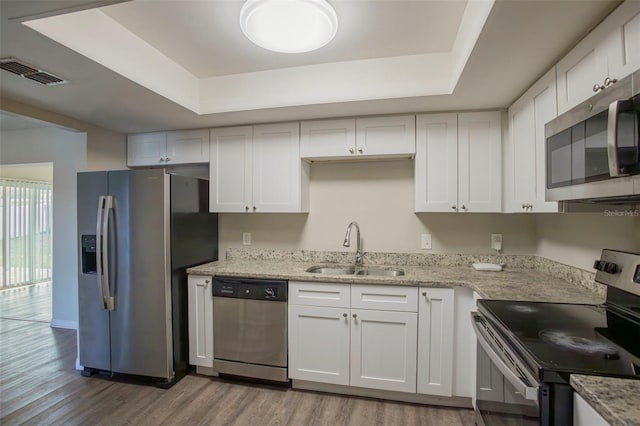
<box><xmin>472</xmin><ymin>314</ymin><xmax>539</xmax><ymax>401</ymax></box>
<box><xmin>607</xmin><ymin>99</ymin><xmax>633</xmax><ymax>177</ymax></box>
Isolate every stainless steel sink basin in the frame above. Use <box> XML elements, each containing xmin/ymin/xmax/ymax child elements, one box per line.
<box><xmin>305</xmin><ymin>265</ymin><xmax>405</xmax><ymax>277</ymax></box>
<box><xmin>355</xmin><ymin>268</ymin><xmax>405</xmax><ymax>277</ymax></box>
<box><xmin>305</xmin><ymin>266</ymin><xmax>356</xmax><ymax>275</ymax></box>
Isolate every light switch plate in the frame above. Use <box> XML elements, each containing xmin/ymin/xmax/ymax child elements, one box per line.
<box><xmin>242</xmin><ymin>232</ymin><xmax>251</xmax><ymax>245</ymax></box>
<box><xmin>491</xmin><ymin>233</ymin><xmax>502</xmax><ymax>251</ymax></box>
<box><xmin>421</xmin><ymin>234</ymin><xmax>432</xmax><ymax>250</ymax></box>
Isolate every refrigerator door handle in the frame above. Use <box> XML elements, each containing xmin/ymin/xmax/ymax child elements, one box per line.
<box><xmin>102</xmin><ymin>195</ymin><xmax>115</xmax><ymax>311</ymax></box>
<box><xmin>95</xmin><ymin>196</ymin><xmax>107</xmax><ymax>309</ymax></box>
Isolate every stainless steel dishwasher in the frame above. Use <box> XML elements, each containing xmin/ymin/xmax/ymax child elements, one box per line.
<box><xmin>212</xmin><ymin>277</ymin><xmax>288</xmax><ymax>382</ymax></box>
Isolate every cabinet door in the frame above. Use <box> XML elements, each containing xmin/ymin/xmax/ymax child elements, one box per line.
<box><xmin>127</xmin><ymin>132</ymin><xmax>167</xmax><ymax>167</ymax></box>
<box><xmin>605</xmin><ymin>1</ymin><xmax>640</xmax><ymax>82</ymax></box>
<box><xmin>415</xmin><ymin>113</ymin><xmax>458</xmax><ymax>212</ymax></box>
<box><xmin>188</xmin><ymin>275</ymin><xmax>213</xmax><ymax>367</ymax></box>
<box><xmin>210</xmin><ymin>126</ymin><xmax>253</xmax><ymax>212</ymax></box>
<box><xmin>506</xmin><ymin>68</ymin><xmax>559</xmax><ymax>213</ymax></box>
<box><xmin>288</xmin><ymin>305</ymin><xmax>350</xmax><ymax>385</ymax></box>
<box><xmin>507</xmin><ymin>97</ymin><xmax>536</xmax><ymax>212</ymax></box>
<box><xmin>300</xmin><ymin>119</ymin><xmax>356</xmax><ymax>159</ymax></box>
<box><xmin>556</xmin><ymin>32</ymin><xmax>609</xmax><ymax>115</ymax></box>
<box><xmin>531</xmin><ymin>69</ymin><xmax>559</xmax><ymax>212</ymax></box>
<box><xmin>458</xmin><ymin>112</ymin><xmax>502</xmax><ymax>212</ymax></box>
<box><xmin>573</xmin><ymin>393</ymin><xmax>608</xmax><ymax>426</ymax></box>
<box><xmin>417</xmin><ymin>288</ymin><xmax>454</xmax><ymax>396</ymax></box>
<box><xmin>356</xmin><ymin>115</ymin><xmax>416</xmax><ymax>157</ymax></box>
<box><xmin>476</xmin><ymin>344</ymin><xmax>504</xmax><ymax>403</ymax></box>
<box><xmin>166</xmin><ymin>129</ymin><xmax>210</xmax><ymax>164</ymax></box>
<box><xmin>350</xmin><ymin>309</ymin><xmax>417</xmax><ymax>393</ymax></box>
<box><xmin>252</xmin><ymin>122</ymin><xmax>305</xmax><ymax>212</ymax></box>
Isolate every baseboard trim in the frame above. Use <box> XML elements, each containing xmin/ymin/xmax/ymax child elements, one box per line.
<box><xmin>50</xmin><ymin>319</ymin><xmax>78</xmax><ymax>330</ymax></box>
<box><xmin>292</xmin><ymin>380</ymin><xmax>473</xmax><ymax>408</ymax></box>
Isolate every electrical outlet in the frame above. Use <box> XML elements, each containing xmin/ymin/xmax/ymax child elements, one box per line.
<box><xmin>491</xmin><ymin>233</ymin><xmax>502</xmax><ymax>251</ymax></box>
<box><xmin>421</xmin><ymin>234</ymin><xmax>432</xmax><ymax>250</ymax></box>
<box><xmin>242</xmin><ymin>232</ymin><xmax>251</xmax><ymax>245</ymax></box>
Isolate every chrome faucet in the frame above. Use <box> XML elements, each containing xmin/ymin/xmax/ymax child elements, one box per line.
<box><xmin>343</xmin><ymin>221</ymin><xmax>364</xmax><ymax>266</ymax></box>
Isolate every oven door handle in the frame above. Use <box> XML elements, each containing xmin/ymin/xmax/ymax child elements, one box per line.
<box><xmin>607</xmin><ymin>99</ymin><xmax>634</xmax><ymax>177</ymax></box>
<box><xmin>472</xmin><ymin>314</ymin><xmax>539</xmax><ymax>401</ymax></box>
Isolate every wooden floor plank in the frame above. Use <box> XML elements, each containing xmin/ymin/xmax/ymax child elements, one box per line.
<box><xmin>0</xmin><ymin>285</ymin><xmax>475</xmax><ymax>426</ymax></box>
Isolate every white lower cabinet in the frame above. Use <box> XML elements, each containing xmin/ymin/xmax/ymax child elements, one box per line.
<box><xmin>350</xmin><ymin>308</ymin><xmax>418</xmax><ymax>393</ymax></box>
<box><xmin>288</xmin><ymin>304</ymin><xmax>350</xmax><ymax>385</ymax></box>
<box><xmin>289</xmin><ymin>281</ymin><xmax>422</xmax><ymax>394</ymax></box>
<box><xmin>573</xmin><ymin>393</ymin><xmax>608</xmax><ymax>426</ymax></box>
<box><xmin>187</xmin><ymin>275</ymin><xmax>213</xmax><ymax>367</ymax></box>
<box><xmin>417</xmin><ymin>288</ymin><xmax>454</xmax><ymax>396</ymax></box>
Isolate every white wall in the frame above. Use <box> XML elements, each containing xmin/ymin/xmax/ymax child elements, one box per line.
<box><xmin>0</xmin><ymin>127</ymin><xmax>87</xmax><ymax>329</ymax></box>
<box><xmin>0</xmin><ymin>163</ymin><xmax>53</xmax><ymax>182</ymax></box>
<box><xmin>219</xmin><ymin>160</ymin><xmax>537</xmax><ymax>257</ymax></box>
<box><xmin>535</xmin><ymin>213</ymin><xmax>640</xmax><ymax>271</ymax></box>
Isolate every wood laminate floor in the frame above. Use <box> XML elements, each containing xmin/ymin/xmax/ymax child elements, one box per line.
<box><xmin>0</xmin><ymin>281</ymin><xmax>52</xmax><ymax>323</ymax></box>
<box><xmin>0</xmin><ymin>287</ymin><xmax>475</xmax><ymax>426</ymax></box>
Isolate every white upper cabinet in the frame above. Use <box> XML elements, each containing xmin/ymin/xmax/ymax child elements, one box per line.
<box><xmin>127</xmin><ymin>132</ymin><xmax>167</xmax><ymax>166</ymax></box>
<box><xmin>415</xmin><ymin>112</ymin><xmax>501</xmax><ymax>213</ymax></box>
<box><xmin>128</xmin><ymin>129</ymin><xmax>209</xmax><ymax>167</ymax></box>
<box><xmin>506</xmin><ymin>68</ymin><xmax>559</xmax><ymax>213</ymax></box>
<box><xmin>210</xmin><ymin>126</ymin><xmax>253</xmax><ymax>212</ymax></box>
<box><xmin>300</xmin><ymin>115</ymin><xmax>415</xmax><ymax>160</ymax></box>
<box><xmin>210</xmin><ymin>123</ymin><xmax>309</xmax><ymax>213</ymax></box>
<box><xmin>458</xmin><ymin>112</ymin><xmax>502</xmax><ymax>213</ymax></box>
<box><xmin>166</xmin><ymin>130</ymin><xmax>210</xmax><ymax>164</ymax></box>
<box><xmin>556</xmin><ymin>0</ymin><xmax>640</xmax><ymax>114</ymax></box>
<box><xmin>300</xmin><ymin>119</ymin><xmax>356</xmax><ymax>158</ymax></box>
<box><xmin>414</xmin><ymin>113</ymin><xmax>458</xmax><ymax>212</ymax></box>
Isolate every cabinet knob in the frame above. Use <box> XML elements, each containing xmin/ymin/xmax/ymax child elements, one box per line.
<box><xmin>527</xmin><ymin>203</ymin><xmax>533</xmax><ymax>209</ymax></box>
<box><xmin>358</xmin><ymin>148</ymin><xmax>363</xmax><ymax>154</ymax></box>
<box><xmin>205</xmin><ymin>280</ymin><xmax>210</xmax><ymax>284</ymax></box>
<box><xmin>593</xmin><ymin>83</ymin><xmax>604</xmax><ymax>92</ymax></box>
<box><xmin>352</xmin><ymin>313</ymin><xmax>357</xmax><ymax>318</ymax></box>
<box><xmin>159</xmin><ymin>158</ymin><xmax>165</xmax><ymax>162</ymax></box>
<box><xmin>451</xmin><ymin>205</ymin><xmax>457</xmax><ymax>210</ymax></box>
<box><xmin>461</xmin><ymin>204</ymin><xmax>467</xmax><ymax>211</ymax></box>
<box><xmin>604</xmin><ymin>77</ymin><xmax>617</xmax><ymax>87</ymax></box>
<box><xmin>522</xmin><ymin>203</ymin><xmax>526</xmax><ymax>209</ymax></box>
<box><xmin>343</xmin><ymin>313</ymin><xmax>348</xmax><ymax>318</ymax></box>
<box><xmin>422</xmin><ymin>291</ymin><xmax>427</xmax><ymax>297</ymax></box>
<box><xmin>349</xmin><ymin>148</ymin><xmax>354</xmax><ymax>154</ymax></box>
<box><xmin>245</xmin><ymin>206</ymin><xmax>249</xmax><ymax>212</ymax></box>
<box><xmin>252</xmin><ymin>206</ymin><xmax>257</xmax><ymax>211</ymax></box>
<box><xmin>165</xmin><ymin>157</ymin><xmax>170</xmax><ymax>162</ymax></box>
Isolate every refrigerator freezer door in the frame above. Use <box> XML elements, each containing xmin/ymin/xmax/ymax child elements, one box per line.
<box><xmin>78</xmin><ymin>172</ymin><xmax>111</xmax><ymax>371</ymax></box>
<box><xmin>107</xmin><ymin>169</ymin><xmax>173</xmax><ymax>380</ymax></box>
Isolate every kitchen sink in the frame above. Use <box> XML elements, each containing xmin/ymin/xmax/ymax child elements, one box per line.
<box><xmin>305</xmin><ymin>266</ymin><xmax>356</xmax><ymax>275</ymax></box>
<box><xmin>355</xmin><ymin>268</ymin><xmax>405</xmax><ymax>277</ymax></box>
<box><xmin>305</xmin><ymin>265</ymin><xmax>405</xmax><ymax>277</ymax></box>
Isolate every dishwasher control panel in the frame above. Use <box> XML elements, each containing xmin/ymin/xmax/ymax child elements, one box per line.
<box><xmin>212</xmin><ymin>277</ymin><xmax>287</xmax><ymax>302</ymax></box>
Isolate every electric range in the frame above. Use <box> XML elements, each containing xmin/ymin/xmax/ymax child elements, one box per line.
<box><xmin>473</xmin><ymin>249</ymin><xmax>640</xmax><ymax>426</ymax></box>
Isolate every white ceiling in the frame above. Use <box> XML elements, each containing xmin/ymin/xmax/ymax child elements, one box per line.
<box><xmin>101</xmin><ymin>0</ymin><xmax>467</xmax><ymax>77</ymax></box>
<box><xmin>0</xmin><ymin>0</ymin><xmax>621</xmax><ymax>134</ymax></box>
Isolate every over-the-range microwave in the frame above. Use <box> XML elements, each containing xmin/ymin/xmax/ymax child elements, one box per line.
<box><xmin>545</xmin><ymin>70</ymin><xmax>640</xmax><ymax>204</ymax></box>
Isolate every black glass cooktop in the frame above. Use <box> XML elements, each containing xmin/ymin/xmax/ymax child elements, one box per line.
<box><xmin>478</xmin><ymin>300</ymin><xmax>640</xmax><ymax>382</ymax></box>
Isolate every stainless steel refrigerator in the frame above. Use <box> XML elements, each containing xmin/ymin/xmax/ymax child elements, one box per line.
<box><xmin>77</xmin><ymin>169</ymin><xmax>218</xmax><ymax>386</ymax></box>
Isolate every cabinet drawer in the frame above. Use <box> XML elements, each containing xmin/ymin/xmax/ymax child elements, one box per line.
<box><xmin>289</xmin><ymin>281</ymin><xmax>350</xmax><ymax>308</ymax></box>
<box><xmin>350</xmin><ymin>285</ymin><xmax>418</xmax><ymax>312</ymax></box>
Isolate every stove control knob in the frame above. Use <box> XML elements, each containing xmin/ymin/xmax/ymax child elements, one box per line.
<box><xmin>265</xmin><ymin>287</ymin><xmax>275</xmax><ymax>298</ymax></box>
<box><xmin>604</xmin><ymin>262</ymin><xmax>618</xmax><ymax>274</ymax></box>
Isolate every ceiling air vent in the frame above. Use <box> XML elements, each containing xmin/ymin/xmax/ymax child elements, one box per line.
<box><xmin>0</xmin><ymin>58</ymin><xmax>67</xmax><ymax>86</ymax></box>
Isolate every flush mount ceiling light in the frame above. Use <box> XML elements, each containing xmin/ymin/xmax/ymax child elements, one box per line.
<box><xmin>240</xmin><ymin>0</ymin><xmax>338</xmax><ymax>54</ymax></box>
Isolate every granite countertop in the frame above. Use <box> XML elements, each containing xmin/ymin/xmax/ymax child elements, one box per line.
<box><xmin>571</xmin><ymin>375</ymin><xmax>640</xmax><ymax>426</ymax></box>
<box><xmin>187</xmin><ymin>258</ymin><xmax>603</xmax><ymax>304</ymax></box>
